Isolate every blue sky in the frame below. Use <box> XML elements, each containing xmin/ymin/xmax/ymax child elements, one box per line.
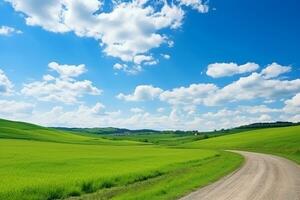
<box><xmin>0</xmin><ymin>0</ymin><xmax>300</xmax><ymax>130</ymax></box>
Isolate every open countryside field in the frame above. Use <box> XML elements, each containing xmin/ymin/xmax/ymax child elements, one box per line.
<box><xmin>184</xmin><ymin>126</ymin><xmax>300</xmax><ymax>164</ymax></box>
<box><xmin>0</xmin><ymin>119</ymin><xmax>242</xmax><ymax>200</ymax></box>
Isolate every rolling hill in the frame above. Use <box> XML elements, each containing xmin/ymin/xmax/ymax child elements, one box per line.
<box><xmin>185</xmin><ymin>125</ymin><xmax>300</xmax><ymax>164</ymax></box>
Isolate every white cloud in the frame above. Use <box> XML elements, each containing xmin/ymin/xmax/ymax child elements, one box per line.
<box><xmin>178</xmin><ymin>0</ymin><xmax>208</xmax><ymax>13</ymax></box>
<box><xmin>6</xmin><ymin>0</ymin><xmax>201</xmax><ymax>71</ymax></box>
<box><xmin>2</xmin><ymin>99</ymin><xmax>297</xmax><ymax>131</ymax></box>
<box><xmin>117</xmin><ymin>85</ymin><xmax>163</xmax><ymax>101</ymax></box>
<box><xmin>206</xmin><ymin>62</ymin><xmax>259</xmax><ymax>78</ymax></box>
<box><xmin>208</xmin><ymin>72</ymin><xmax>300</xmax><ymax>105</ymax></box>
<box><xmin>238</xmin><ymin>105</ymin><xmax>280</xmax><ymax>114</ymax></box>
<box><xmin>113</xmin><ymin>63</ymin><xmax>142</xmax><ymax>74</ymax></box>
<box><xmin>30</xmin><ymin>102</ymin><xmax>105</xmax><ymax>127</ymax></box>
<box><xmin>130</xmin><ymin>107</ymin><xmax>144</xmax><ymax>113</ymax></box>
<box><xmin>0</xmin><ymin>69</ymin><xmax>14</xmax><ymax>95</ymax></box>
<box><xmin>4</xmin><ymin>0</ymin><xmax>70</xmax><ymax>32</ymax></box>
<box><xmin>0</xmin><ymin>100</ymin><xmax>34</xmax><ymax>114</ymax></box>
<box><xmin>0</xmin><ymin>25</ymin><xmax>22</xmax><ymax>36</ymax></box>
<box><xmin>113</xmin><ymin>63</ymin><xmax>127</xmax><ymax>70</ymax></box>
<box><xmin>21</xmin><ymin>62</ymin><xmax>101</xmax><ymax>104</ymax></box>
<box><xmin>133</xmin><ymin>55</ymin><xmax>155</xmax><ymax>65</ymax></box>
<box><xmin>283</xmin><ymin>93</ymin><xmax>300</xmax><ymax>114</ymax></box>
<box><xmin>261</xmin><ymin>62</ymin><xmax>291</xmax><ymax>79</ymax></box>
<box><xmin>48</xmin><ymin>62</ymin><xmax>86</xmax><ymax>78</ymax></box>
<box><xmin>161</xmin><ymin>54</ymin><xmax>171</xmax><ymax>59</ymax></box>
<box><xmin>160</xmin><ymin>83</ymin><xmax>218</xmax><ymax>105</ymax></box>
<box><xmin>258</xmin><ymin>114</ymin><xmax>272</xmax><ymax>122</ymax></box>
<box><xmin>118</xmin><ymin>65</ymin><xmax>300</xmax><ymax>107</ymax></box>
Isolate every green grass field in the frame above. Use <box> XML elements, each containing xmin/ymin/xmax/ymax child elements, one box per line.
<box><xmin>1</xmin><ymin>118</ymin><xmax>299</xmax><ymax>200</ymax></box>
<box><xmin>0</xmin><ymin>119</ymin><xmax>242</xmax><ymax>200</ymax></box>
<box><xmin>185</xmin><ymin>126</ymin><xmax>300</xmax><ymax>164</ymax></box>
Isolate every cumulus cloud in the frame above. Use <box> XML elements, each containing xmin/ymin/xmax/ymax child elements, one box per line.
<box><xmin>206</xmin><ymin>62</ymin><xmax>259</xmax><ymax>78</ymax></box>
<box><xmin>0</xmin><ymin>100</ymin><xmax>34</xmax><ymax>114</ymax></box>
<box><xmin>113</xmin><ymin>63</ymin><xmax>143</xmax><ymax>74</ymax></box>
<box><xmin>261</xmin><ymin>62</ymin><xmax>291</xmax><ymax>79</ymax></box>
<box><xmin>283</xmin><ymin>93</ymin><xmax>300</xmax><ymax>114</ymax></box>
<box><xmin>21</xmin><ymin>62</ymin><xmax>101</xmax><ymax>104</ymax></box>
<box><xmin>238</xmin><ymin>105</ymin><xmax>281</xmax><ymax>114</ymax></box>
<box><xmin>0</xmin><ymin>69</ymin><xmax>14</xmax><ymax>95</ymax></box>
<box><xmin>48</xmin><ymin>62</ymin><xmax>86</xmax><ymax>78</ymax></box>
<box><xmin>29</xmin><ymin>102</ymin><xmax>106</xmax><ymax>127</ymax></box>
<box><xmin>178</xmin><ymin>0</ymin><xmax>208</xmax><ymax>13</ymax></box>
<box><xmin>119</xmin><ymin>63</ymin><xmax>300</xmax><ymax>108</ymax></box>
<box><xmin>117</xmin><ymin>85</ymin><xmax>163</xmax><ymax>101</ymax></box>
<box><xmin>133</xmin><ymin>55</ymin><xmax>155</xmax><ymax>65</ymax></box>
<box><xmin>208</xmin><ymin>72</ymin><xmax>300</xmax><ymax>105</ymax></box>
<box><xmin>0</xmin><ymin>25</ymin><xmax>22</xmax><ymax>36</ymax></box>
<box><xmin>6</xmin><ymin>0</ymin><xmax>208</xmax><ymax>71</ymax></box>
<box><xmin>0</xmin><ymin>100</ymin><xmax>34</xmax><ymax>121</ymax></box>
<box><xmin>160</xmin><ymin>83</ymin><xmax>218</xmax><ymax>105</ymax></box>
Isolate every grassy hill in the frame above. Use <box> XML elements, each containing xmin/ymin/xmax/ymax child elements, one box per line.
<box><xmin>0</xmin><ymin>119</ymin><xmax>242</xmax><ymax>200</ymax></box>
<box><xmin>185</xmin><ymin>125</ymin><xmax>300</xmax><ymax>164</ymax></box>
<box><xmin>1</xmin><ymin>118</ymin><xmax>298</xmax><ymax>200</ymax></box>
<box><xmin>0</xmin><ymin>119</ymin><xmax>140</xmax><ymax>145</ymax></box>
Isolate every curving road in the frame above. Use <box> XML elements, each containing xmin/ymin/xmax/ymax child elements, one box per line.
<box><xmin>180</xmin><ymin>150</ymin><xmax>300</xmax><ymax>200</ymax></box>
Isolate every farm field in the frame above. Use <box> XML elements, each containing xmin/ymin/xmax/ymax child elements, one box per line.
<box><xmin>0</xmin><ymin>119</ymin><xmax>242</xmax><ymax>200</ymax></box>
<box><xmin>185</xmin><ymin>126</ymin><xmax>300</xmax><ymax>164</ymax></box>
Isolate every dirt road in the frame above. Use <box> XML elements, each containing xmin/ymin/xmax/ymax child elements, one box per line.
<box><xmin>180</xmin><ymin>151</ymin><xmax>300</xmax><ymax>200</ymax></box>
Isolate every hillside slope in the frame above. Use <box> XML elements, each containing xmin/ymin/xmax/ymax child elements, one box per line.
<box><xmin>0</xmin><ymin>118</ymin><xmax>242</xmax><ymax>200</ymax></box>
<box><xmin>0</xmin><ymin>119</ymin><xmax>139</xmax><ymax>145</ymax></box>
<box><xmin>185</xmin><ymin>126</ymin><xmax>300</xmax><ymax>164</ymax></box>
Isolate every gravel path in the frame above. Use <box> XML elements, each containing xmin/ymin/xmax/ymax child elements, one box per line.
<box><xmin>180</xmin><ymin>150</ymin><xmax>300</xmax><ymax>200</ymax></box>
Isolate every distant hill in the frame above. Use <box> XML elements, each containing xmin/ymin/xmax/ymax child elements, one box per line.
<box><xmin>55</xmin><ymin>127</ymin><xmax>160</xmax><ymax>135</ymax></box>
<box><xmin>54</xmin><ymin>121</ymin><xmax>300</xmax><ymax>136</ymax></box>
<box><xmin>0</xmin><ymin>118</ymin><xmax>139</xmax><ymax>145</ymax></box>
<box><xmin>236</xmin><ymin>121</ymin><xmax>300</xmax><ymax>129</ymax></box>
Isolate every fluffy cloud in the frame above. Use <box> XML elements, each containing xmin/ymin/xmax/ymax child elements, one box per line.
<box><xmin>21</xmin><ymin>62</ymin><xmax>101</xmax><ymax>104</ymax></box>
<box><xmin>0</xmin><ymin>69</ymin><xmax>14</xmax><ymax>95</ymax></box>
<box><xmin>0</xmin><ymin>100</ymin><xmax>34</xmax><ymax>121</ymax></box>
<box><xmin>178</xmin><ymin>0</ymin><xmax>208</xmax><ymax>13</ymax></box>
<box><xmin>206</xmin><ymin>62</ymin><xmax>259</xmax><ymax>78</ymax></box>
<box><xmin>261</xmin><ymin>62</ymin><xmax>291</xmax><ymax>79</ymax></box>
<box><xmin>208</xmin><ymin>72</ymin><xmax>300</xmax><ymax>105</ymax></box>
<box><xmin>133</xmin><ymin>55</ymin><xmax>155</xmax><ymax>65</ymax></box>
<box><xmin>160</xmin><ymin>83</ymin><xmax>218</xmax><ymax>105</ymax></box>
<box><xmin>238</xmin><ymin>105</ymin><xmax>280</xmax><ymax>114</ymax></box>
<box><xmin>48</xmin><ymin>62</ymin><xmax>86</xmax><ymax>78</ymax></box>
<box><xmin>0</xmin><ymin>100</ymin><xmax>34</xmax><ymax>114</ymax></box>
<box><xmin>117</xmin><ymin>85</ymin><xmax>163</xmax><ymax>101</ymax></box>
<box><xmin>283</xmin><ymin>93</ymin><xmax>300</xmax><ymax>114</ymax></box>
<box><xmin>6</xmin><ymin>0</ymin><xmax>207</xmax><ymax>71</ymax></box>
<box><xmin>119</xmin><ymin>64</ymin><xmax>300</xmax><ymax>107</ymax></box>
<box><xmin>0</xmin><ymin>25</ymin><xmax>22</xmax><ymax>36</ymax></box>
<box><xmin>30</xmin><ymin>102</ymin><xmax>106</xmax><ymax>127</ymax></box>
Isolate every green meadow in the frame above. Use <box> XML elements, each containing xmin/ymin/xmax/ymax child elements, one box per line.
<box><xmin>1</xmin><ymin>118</ymin><xmax>299</xmax><ymax>200</ymax></box>
<box><xmin>0</xmin><ymin>119</ymin><xmax>242</xmax><ymax>200</ymax></box>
